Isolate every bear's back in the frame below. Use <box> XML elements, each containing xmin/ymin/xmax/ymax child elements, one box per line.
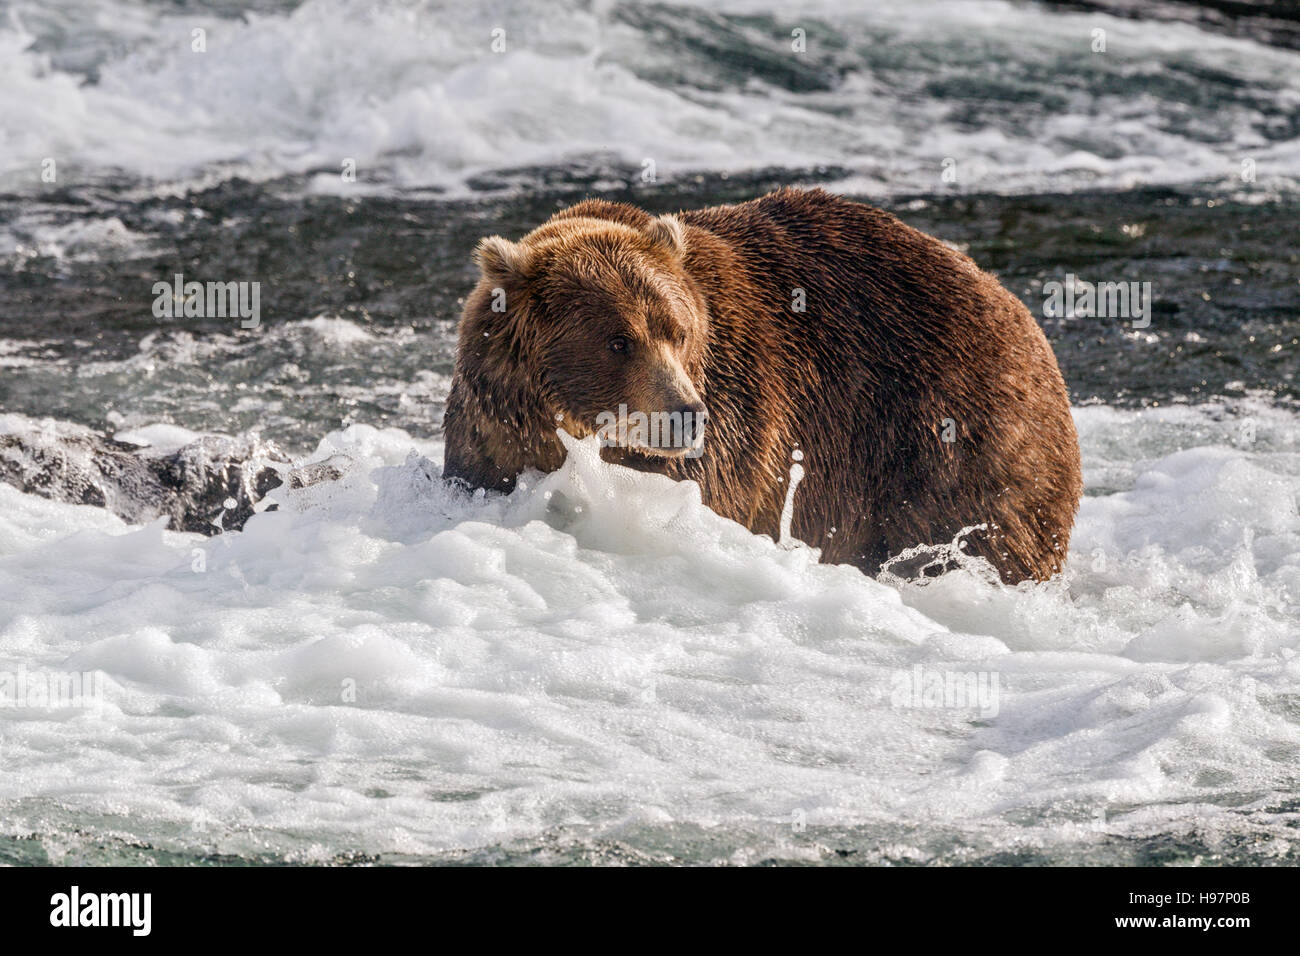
<box><xmin>681</xmin><ymin>187</ymin><xmax>995</xmax><ymax>343</ymax></box>
<box><xmin>677</xmin><ymin>188</ymin><xmax>1081</xmax><ymax>582</ymax></box>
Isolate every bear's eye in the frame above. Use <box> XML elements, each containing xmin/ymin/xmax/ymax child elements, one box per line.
<box><xmin>607</xmin><ymin>335</ymin><xmax>632</xmax><ymax>355</ymax></box>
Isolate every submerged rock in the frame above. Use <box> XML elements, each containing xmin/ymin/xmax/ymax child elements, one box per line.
<box><xmin>0</xmin><ymin>415</ymin><xmax>290</xmax><ymax>534</ymax></box>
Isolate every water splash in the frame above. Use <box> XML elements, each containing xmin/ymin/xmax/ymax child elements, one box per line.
<box><xmin>778</xmin><ymin>448</ymin><xmax>805</xmax><ymax>548</ymax></box>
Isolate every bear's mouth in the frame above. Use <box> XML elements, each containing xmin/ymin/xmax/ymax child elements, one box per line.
<box><xmin>616</xmin><ymin>426</ymin><xmax>707</xmax><ymax>459</ymax></box>
<box><xmin>627</xmin><ymin>434</ymin><xmax>705</xmax><ymax>458</ymax></box>
<box><xmin>589</xmin><ymin>407</ymin><xmax>707</xmax><ymax>459</ymax></box>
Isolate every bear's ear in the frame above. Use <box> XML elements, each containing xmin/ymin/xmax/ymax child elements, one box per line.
<box><xmin>645</xmin><ymin>214</ymin><xmax>686</xmax><ymax>257</ymax></box>
<box><xmin>474</xmin><ymin>235</ymin><xmax>532</xmax><ymax>281</ymax></box>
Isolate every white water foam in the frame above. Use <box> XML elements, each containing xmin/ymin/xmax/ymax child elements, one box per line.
<box><xmin>2</xmin><ymin>0</ymin><xmax>1298</xmax><ymax>198</ymax></box>
<box><xmin>1</xmin><ymin>401</ymin><xmax>1297</xmax><ymax>861</ymax></box>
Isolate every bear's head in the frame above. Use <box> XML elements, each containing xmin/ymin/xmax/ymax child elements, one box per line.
<box><xmin>459</xmin><ymin>212</ymin><xmax>709</xmax><ymax>459</ymax></box>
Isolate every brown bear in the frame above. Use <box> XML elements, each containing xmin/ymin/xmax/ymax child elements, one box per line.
<box><xmin>442</xmin><ymin>187</ymin><xmax>1082</xmax><ymax>584</ymax></box>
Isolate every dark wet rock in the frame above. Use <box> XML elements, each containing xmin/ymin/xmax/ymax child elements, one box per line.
<box><xmin>0</xmin><ymin>415</ymin><xmax>290</xmax><ymax>534</ymax></box>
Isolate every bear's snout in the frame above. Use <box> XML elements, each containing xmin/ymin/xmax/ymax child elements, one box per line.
<box><xmin>633</xmin><ymin>350</ymin><xmax>707</xmax><ymax>454</ymax></box>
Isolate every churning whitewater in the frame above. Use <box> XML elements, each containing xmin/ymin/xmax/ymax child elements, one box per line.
<box><xmin>1</xmin><ymin>398</ymin><xmax>1298</xmax><ymax>863</ymax></box>
<box><xmin>4</xmin><ymin>0</ymin><xmax>1300</xmax><ymax>199</ymax></box>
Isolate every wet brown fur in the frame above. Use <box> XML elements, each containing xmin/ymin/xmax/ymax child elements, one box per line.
<box><xmin>443</xmin><ymin>187</ymin><xmax>1082</xmax><ymax>583</ymax></box>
